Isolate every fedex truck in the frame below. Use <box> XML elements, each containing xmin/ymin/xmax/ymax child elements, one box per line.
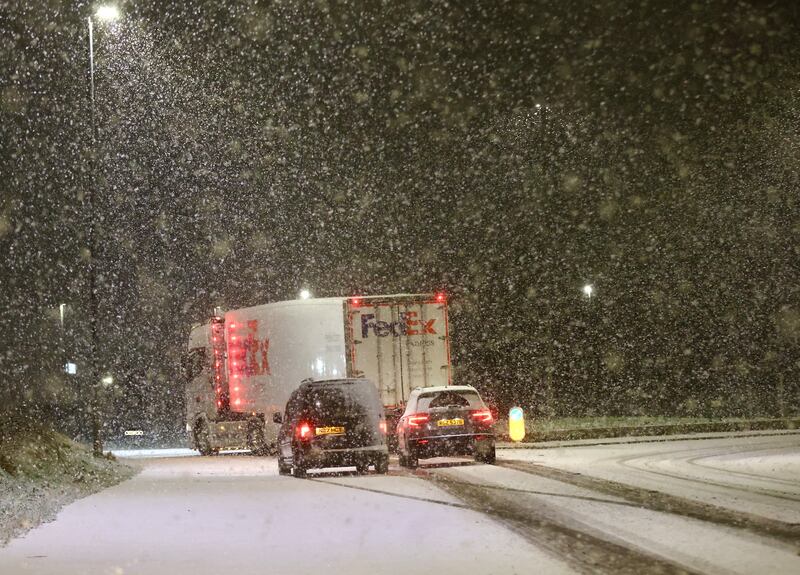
<box><xmin>183</xmin><ymin>293</ymin><xmax>451</xmax><ymax>454</ymax></box>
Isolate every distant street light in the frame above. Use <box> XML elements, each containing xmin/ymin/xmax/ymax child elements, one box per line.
<box><xmin>86</xmin><ymin>5</ymin><xmax>120</xmax><ymax>457</ymax></box>
<box><xmin>582</xmin><ymin>284</ymin><xmax>594</xmax><ymax>298</ymax></box>
<box><xmin>299</xmin><ymin>289</ymin><xmax>312</xmax><ymax>300</ymax></box>
<box><xmin>95</xmin><ymin>5</ymin><xmax>120</xmax><ymax>21</ymax></box>
<box><xmin>101</xmin><ymin>375</ymin><xmax>114</xmax><ymax>386</ymax></box>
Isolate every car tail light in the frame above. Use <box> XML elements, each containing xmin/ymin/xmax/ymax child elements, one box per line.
<box><xmin>470</xmin><ymin>409</ymin><xmax>493</xmax><ymax>425</ymax></box>
<box><xmin>297</xmin><ymin>422</ymin><xmax>312</xmax><ymax>440</ymax></box>
<box><xmin>407</xmin><ymin>414</ymin><xmax>429</xmax><ymax>427</ymax></box>
<box><xmin>379</xmin><ymin>421</ymin><xmax>387</xmax><ymax>434</ymax></box>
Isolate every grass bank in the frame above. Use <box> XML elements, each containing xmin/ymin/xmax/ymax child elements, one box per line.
<box><xmin>0</xmin><ymin>425</ymin><xmax>136</xmax><ymax>546</ymax></box>
<box><xmin>495</xmin><ymin>415</ymin><xmax>800</xmax><ymax>442</ymax></box>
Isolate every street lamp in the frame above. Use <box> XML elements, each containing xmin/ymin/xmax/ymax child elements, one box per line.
<box><xmin>86</xmin><ymin>5</ymin><xmax>119</xmax><ymax>456</ymax></box>
<box><xmin>582</xmin><ymin>284</ymin><xmax>594</xmax><ymax>298</ymax></box>
<box><xmin>95</xmin><ymin>5</ymin><xmax>120</xmax><ymax>21</ymax></box>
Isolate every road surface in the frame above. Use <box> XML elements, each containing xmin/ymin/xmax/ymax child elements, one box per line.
<box><xmin>0</xmin><ymin>432</ymin><xmax>798</xmax><ymax>574</ymax></box>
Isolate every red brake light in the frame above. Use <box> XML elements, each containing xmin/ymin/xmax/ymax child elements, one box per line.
<box><xmin>351</xmin><ymin>297</ymin><xmax>362</xmax><ymax>307</ymax></box>
<box><xmin>297</xmin><ymin>422</ymin><xmax>312</xmax><ymax>440</ymax></box>
<box><xmin>435</xmin><ymin>292</ymin><xmax>446</xmax><ymax>303</ymax></box>
<box><xmin>470</xmin><ymin>409</ymin><xmax>493</xmax><ymax>424</ymax></box>
<box><xmin>407</xmin><ymin>414</ymin><xmax>429</xmax><ymax>427</ymax></box>
<box><xmin>379</xmin><ymin>421</ymin><xmax>387</xmax><ymax>434</ymax></box>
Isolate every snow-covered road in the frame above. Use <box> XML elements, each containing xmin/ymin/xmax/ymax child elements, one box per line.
<box><xmin>1</xmin><ymin>432</ymin><xmax>798</xmax><ymax>574</ymax></box>
<box><xmin>0</xmin><ymin>455</ymin><xmax>572</xmax><ymax>575</ymax></box>
<box><xmin>500</xmin><ymin>430</ymin><xmax>800</xmax><ymax>523</ymax></box>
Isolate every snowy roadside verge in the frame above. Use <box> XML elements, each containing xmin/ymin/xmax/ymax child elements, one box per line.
<box><xmin>0</xmin><ymin>426</ymin><xmax>137</xmax><ymax>546</ymax></box>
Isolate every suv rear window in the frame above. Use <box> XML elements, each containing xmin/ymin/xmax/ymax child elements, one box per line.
<box><xmin>417</xmin><ymin>390</ymin><xmax>484</xmax><ymax>411</ymax></box>
<box><xmin>303</xmin><ymin>382</ymin><xmax>381</xmax><ymax>423</ymax></box>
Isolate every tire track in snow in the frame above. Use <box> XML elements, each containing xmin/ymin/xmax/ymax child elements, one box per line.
<box><xmin>616</xmin><ymin>445</ymin><xmax>800</xmax><ymax>503</ymax></box>
<box><xmin>423</xmin><ymin>469</ymin><xmax>696</xmax><ymax>575</ymax></box>
<box><xmin>497</xmin><ymin>459</ymin><xmax>800</xmax><ymax>547</ymax></box>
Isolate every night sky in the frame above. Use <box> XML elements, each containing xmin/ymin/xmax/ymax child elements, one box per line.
<box><xmin>1</xmin><ymin>0</ymin><xmax>798</xmax><ymax>437</ymax></box>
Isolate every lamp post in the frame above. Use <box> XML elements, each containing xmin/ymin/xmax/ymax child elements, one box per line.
<box><xmin>86</xmin><ymin>5</ymin><xmax>119</xmax><ymax>456</ymax></box>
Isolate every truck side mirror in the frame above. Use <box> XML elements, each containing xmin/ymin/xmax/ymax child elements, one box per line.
<box><xmin>272</xmin><ymin>412</ymin><xmax>283</xmax><ymax>424</ymax></box>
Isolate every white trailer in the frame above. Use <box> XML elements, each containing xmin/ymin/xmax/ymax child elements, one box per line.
<box><xmin>184</xmin><ymin>293</ymin><xmax>451</xmax><ymax>454</ymax></box>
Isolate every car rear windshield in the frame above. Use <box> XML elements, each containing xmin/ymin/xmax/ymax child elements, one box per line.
<box><xmin>304</xmin><ymin>383</ymin><xmax>381</xmax><ymax>423</ymax></box>
<box><xmin>416</xmin><ymin>390</ymin><xmax>485</xmax><ymax>411</ymax></box>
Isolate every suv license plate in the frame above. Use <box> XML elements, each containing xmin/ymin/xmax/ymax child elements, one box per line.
<box><xmin>437</xmin><ymin>418</ymin><xmax>464</xmax><ymax>427</ymax></box>
<box><xmin>315</xmin><ymin>426</ymin><xmax>345</xmax><ymax>436</ymax></box>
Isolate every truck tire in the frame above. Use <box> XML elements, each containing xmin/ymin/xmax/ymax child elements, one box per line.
<box><xmin>194</xmin><ymin>420</ymin><xmax>215</xmax><ymax>456</ymax></box>
<box><xmin>247</xmin><ymin>420</ymin><xmax>268</xmax><ymax>456</ymax></box>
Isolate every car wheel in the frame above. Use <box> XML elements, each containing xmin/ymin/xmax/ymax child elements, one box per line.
<box><xmin>292</xmin><ymin>449</ymin><xmax>307</xmax><ymax>478</ymax></box>
<box><xmin>375</xmin><ymin>454</ymin><xmax>389</xmax><ymax>474</ymax></box>
<box><xmin>406</xmin><ymin>447</ymin><xmax>419</xmax><ymax>469</ymax></box>
<box><xmin>475</xmin><ymin>444</ymin><xmax>496</xmax><ymax>464</ymax></box>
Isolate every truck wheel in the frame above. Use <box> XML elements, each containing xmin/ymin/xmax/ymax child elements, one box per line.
<box><xmin>194</xmin><ymin>420</ymin><xmax>213</xmax><ymax>456</ymax></box>
<box><xmin>375</xmin><ymin>454</ymin><xmax>389</xmax><ymax>474</ymax></box>
<box><xmin>247</xmin><ymin>420</ymin><xmax>268</xmax><ymax>456</ymax></box>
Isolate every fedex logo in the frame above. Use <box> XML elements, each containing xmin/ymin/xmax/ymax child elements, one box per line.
<box><xmin>360</xmin><ymin>312</ymin><xmax>437</xmax><ymax>338</ymax></box>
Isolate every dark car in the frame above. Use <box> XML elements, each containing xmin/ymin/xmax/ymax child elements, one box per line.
<box><xmin>396</xmin><ymin>385</ymin><xmax>496</xmax><ymax>468</ymax></box>
<box><xmin>275</xmin><ymin>378</ymin><xmax>390</xmax><ymax>477</ymax></box>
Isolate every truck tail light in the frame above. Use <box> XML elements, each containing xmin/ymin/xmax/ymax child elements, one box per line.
<box><xmin>407</xmin><ymin>414</ymin><xmax>429</xmax><ymax>427</ymax></box>
<box><xmin>297</xmin><ymin>422</ymin><xmax>312</xmax><ymax>440</ymax></box>
<box><xmin>470</xmin><ymin>409</ymin><xmax>493</xmax><ymax>425</ymax></box>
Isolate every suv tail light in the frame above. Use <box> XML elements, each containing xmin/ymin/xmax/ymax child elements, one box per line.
<box><xmin>470</xmin><ymin>409</ymin><xmax>493</xmax><ymax>425</ymax></box>
<box><xmin>407</xmin><ymin>414</ymin><xmax>429</xmax><ymax>427</ymax></box>
<box><xmin>297</xmin><ymin>422</ymin><xmax>313</xmax><ymax>440</ymax></box>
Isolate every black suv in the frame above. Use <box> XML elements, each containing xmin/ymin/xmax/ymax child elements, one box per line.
<box><xmin>275</xmin><ymin>378</ymin><xmax>390</xmax><ymax>477</ymax></box>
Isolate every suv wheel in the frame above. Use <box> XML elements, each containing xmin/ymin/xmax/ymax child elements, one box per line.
<box><xmin>292</xmin><ymin>449</ymin><xmax>307</xmax><ymax>478</ymax></box>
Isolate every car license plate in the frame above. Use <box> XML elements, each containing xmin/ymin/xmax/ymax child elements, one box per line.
<box><xmin>315</xmin><ymin>426</ymin><xmax>345</xmax><ymax>436</ymax></box>
<box><xmin>437</xmin><ymin>418</ymin><xmax>464</xmax><ymax>427</ymax></box>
